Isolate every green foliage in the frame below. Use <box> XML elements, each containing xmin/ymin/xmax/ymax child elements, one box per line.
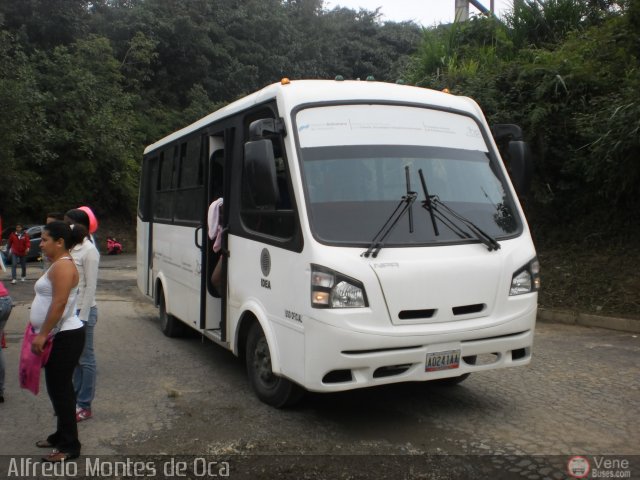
<box><xmin>9</xmin><ymin>0</ymin><xmax>636</xmax><ymax>234</ymax></box>
<box><xmin>571</xmin><ymin>61</ymin><xmax>640</xmax><ymax>206</ymax></box>
<box><xmin>0</xmin><ymin>0</ymin><xmax>422</xmax><ymax>224</ymax></box>
<box><xmin>180</xmin><ymin>84</ymin><xmax>221</xmax><ymax>125</ymax></box>
<box><xmin>407</xmin><ymin>0</ymin><xmax>640</xmax><ymax>232</ymax></box>
<box><xmin>408</xmin><ymin>16</ymin><xmax>513</xmax><ymax>92</ymax></box>
<box><xmin>506</xmin><ymin>0</ymin><xmax>590</xmax><ymax>48</ymax></box>
<box><xmin>0</xmin><ymin>0</ymin><xmax>92</xmax><ymax>50</ymax></box>
<box><xmin>120</xmin><ymin>31</ymin><xmax>159</xmax><ymax>92</ymax></box>
<box><xmin>0</xmin><ymin>31</ymin><xmax>50</xmax><ymax>214</ymax></box>
<box><xmin>35</xmin><ymin>36</ymin><xmax>140</xmax><ymax>219</ymax></box>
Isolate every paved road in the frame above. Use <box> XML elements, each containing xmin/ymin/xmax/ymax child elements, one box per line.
<box><xmin>1</xmin><ymin>255</ymin><xmax>638</xmax><ymax>479</ymax></box>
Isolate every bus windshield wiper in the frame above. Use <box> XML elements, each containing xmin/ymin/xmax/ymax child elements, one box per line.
<box><xmin>363</xmin><ymin>166</ymin><xmax>417</xmax><ymax>258</ymax></box>
<box><xmin>418</xmin><ymin>169</ymin><xmax>439</xmax><ymax>237</ymax></box>
<box><xmin>418</xmin><ymin>168</ymin><xmax>501</xmax><ymax>252</ymax></box>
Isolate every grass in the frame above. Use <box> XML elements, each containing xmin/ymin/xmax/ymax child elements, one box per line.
<box><xmin>531</xmin><ymin>209</ymin><xmax>640</xmax><ymax>320</ymax></box>
<box><xmin>537</xmin><ymin>241</ymin><xmax>640</xmax><ymax>319</ymax></box>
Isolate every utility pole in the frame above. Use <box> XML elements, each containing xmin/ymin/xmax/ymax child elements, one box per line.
<box><xmin>454</xmin><ymin>0</ymin><xmax>494</xmax><ymax>22</ymax></box>
<box><xmin>455</xmin><ymin>0</ymin><xmax>469</xmax><ymax>21</ymax></box>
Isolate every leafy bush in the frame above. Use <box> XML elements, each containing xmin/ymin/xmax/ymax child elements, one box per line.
<box><xmin>406</xmin><ymin>0</ymin><xmax>640</xmax><ymax>233</ymax></box>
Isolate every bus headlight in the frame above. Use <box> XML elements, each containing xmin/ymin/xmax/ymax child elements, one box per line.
<box><xmin>509</xmin><ymin>258</ymin><xmax>540</xmax><ymax>296</ymax></box>
<box><xmin>311</xmin><ymin>265</ymin><xmax>368</xmax><ymax>308</ymax></box>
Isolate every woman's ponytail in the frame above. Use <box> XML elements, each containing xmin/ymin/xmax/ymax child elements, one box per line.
<box><xmin>68</xmin><ymin>223</ymin><xmax>88</xmax><ymax>250</ymax></box>
<box><xmin>64</xmin><ymin>208</ymin><xmax>90</xmax><ymax>247</ymax></box>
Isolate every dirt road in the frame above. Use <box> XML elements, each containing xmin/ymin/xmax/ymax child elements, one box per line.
<box><xmin>1</xmin><ymin>255</ymin><xmax>638</xmax><ymax>479</ymax></box>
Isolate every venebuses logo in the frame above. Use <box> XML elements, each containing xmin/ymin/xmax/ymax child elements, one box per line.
<box><xmin>567</xmin><ymin>456</ymin><xmax>591</xmax><ymax>479</ymax></box>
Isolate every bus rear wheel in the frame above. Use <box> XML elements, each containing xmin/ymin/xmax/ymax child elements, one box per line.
<box><xmin>245</xmin><ymin>323</ymin><xmax>303</xmax><ymax>408</ymax></box>
<box><xmin>158</xmin><ymin>287</ymin><xmax>183</xmax><ymax>338</ymax></box>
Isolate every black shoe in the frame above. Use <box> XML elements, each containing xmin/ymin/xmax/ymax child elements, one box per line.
<box><xmin>0</xmin><ymin>395</ymin><xmax>4</xmax><ymax>403</ymax></box>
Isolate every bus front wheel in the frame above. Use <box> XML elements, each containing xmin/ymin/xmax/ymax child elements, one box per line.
<box><xmin>245</xmin><ymin>323</ymin><xmax>303</xmax><ymax>408</ymax></box>
<box><xmin>158</xmin><ymin>287</ymin><xmax>183</xmax><ymax>338</ymax></box>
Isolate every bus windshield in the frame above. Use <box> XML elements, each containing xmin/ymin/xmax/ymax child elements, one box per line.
<box><xmin>295</xmin><ymin>104</ymin><xmax>521</xmax><ymax>246</ymax></box>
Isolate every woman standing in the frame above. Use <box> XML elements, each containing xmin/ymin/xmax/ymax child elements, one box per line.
<box><xmin>31</xmin><ymin>221</ymin><xmax>85</xmax><ymax>462</ymax></box>
<box><xmin>64</xmin><ymin>208</ymin><xmax>100</xmax><ymax>422</ymax></box>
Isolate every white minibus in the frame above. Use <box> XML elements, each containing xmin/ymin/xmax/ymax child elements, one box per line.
<box><xmin>137</xmin><ymin>79</ymin><xmax>539</xmax><ymax>407</ymax></box>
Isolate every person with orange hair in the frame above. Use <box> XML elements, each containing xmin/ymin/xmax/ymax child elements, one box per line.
<box><xmin>64</xmin><ymin>209</ymin><xmax>100</xmax><ymax>422</ymax></box>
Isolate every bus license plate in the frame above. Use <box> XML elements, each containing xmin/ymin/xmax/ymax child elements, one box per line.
<box><xmin>425</xmin><ymin>349</ymin><xmax>461</xmax><ymax>372</ymax></box>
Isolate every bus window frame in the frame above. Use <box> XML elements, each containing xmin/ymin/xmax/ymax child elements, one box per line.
<box><xmin>229</xmin><ymin>102</ymin><xmax>304</xmax><ymax>253</ymax></box>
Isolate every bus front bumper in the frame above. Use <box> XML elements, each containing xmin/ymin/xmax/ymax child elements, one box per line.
<box><xmin>301</xmin><ymin>307</ymin><xmax>536</xmax><ymax>393</ymax></box>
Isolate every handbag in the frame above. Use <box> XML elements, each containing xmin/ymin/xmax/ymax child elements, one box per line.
<box><xmin>18</xmin><ymin>323</ymin><xmax>54</xmax><ymax>395</ymax></box>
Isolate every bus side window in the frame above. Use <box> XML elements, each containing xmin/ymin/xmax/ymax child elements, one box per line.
<box><xmin>275</xmin><ymin>155</ymin><xmax>291</xmax><ymax>209</ymax></box>
<box><xmin>155</xmin><ymin>150</ymin><xmax>175</xmax><ymax>221</ymax></box>
<box><xmin>174</xmin><ymin>138</ymin><xmax>205</xmax><ymax>223</ymax></box>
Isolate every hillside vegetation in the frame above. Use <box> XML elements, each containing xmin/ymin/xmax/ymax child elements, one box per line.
<box><xmin>1</xmin><ymin>0</ymin><xmax>638</xmax><ymax>317</ymax></box>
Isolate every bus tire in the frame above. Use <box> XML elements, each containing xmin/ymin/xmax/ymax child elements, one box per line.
<box><xmin>430</xmin><ymin>355</ymin><xmax>476</xmax><ymax>386</ymax></box>
<box><xmin>158</xmin><ymin>287</ymin><xmax>183</xmax><ymax>338</ymax></box>
<box><xmin>245</xmin><ymin>322</ymin><xmax>304</xmax><ymax>408</ymax></box>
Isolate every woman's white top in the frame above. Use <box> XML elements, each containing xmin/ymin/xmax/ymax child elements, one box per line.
<box><xmin>70</xmin><ymin>237</ymin><xmax>100</xmax><ymax>321</ymax></box>
<box><xmin>30</xmin><ymin>256</ymin><xmax>83</xmax><ymax>333</ymax></box>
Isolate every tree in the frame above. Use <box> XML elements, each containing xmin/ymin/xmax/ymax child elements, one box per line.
<box><xmin>0</xmin><ymin>0</ymin><xmax>91</xmax><ymax>50</ymax></box>
<box><xmin>0</xmin><ymin>31</ymin><xmax>50</xmax><ymax>215</ymax></box>
<box><xmin>33</xmin><ymin>35</ymin><xmax>140</xmax><ymax>218</ymax></box>
<box><xmin>405</xmin><ymin>0</ymin><xmax>640</xmax><ymax>231</ymax></box>
<box><xmin>0</xmin><ymin>0</ymin><xmax>424</xmax><ymax>222</ymax></box>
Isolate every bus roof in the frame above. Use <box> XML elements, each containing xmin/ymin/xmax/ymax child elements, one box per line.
<box><xmin>143</xmin><ymin>79</ymin><xmax>482</xmax><ymax>155</ymax></box>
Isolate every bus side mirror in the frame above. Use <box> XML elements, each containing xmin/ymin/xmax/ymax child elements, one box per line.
<box><xmin>249</xmin><ymin>118</ymin><xmax>286</xmax><ymax>140</ymax></box>
<box><xmin>244</xmin><ymin>139</ymin><xmax>279</xmax><ymax>207</ymax></box>
<box><xmin>507</xmin><ymin>140</ymin><xmax>533</xmax><ymax>196</ymax></box>
<box><xmin>491</xmin><ymin>124</ymin><xmax>533</xmax><ymax>196</ymax></box>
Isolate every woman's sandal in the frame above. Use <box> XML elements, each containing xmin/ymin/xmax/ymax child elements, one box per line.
<box><xmin>35</xmin><ymin>440</ymin><xmax>55</xmax><ymax>448</ymax></box>
<box><xmin>42</xmin><ymin>450</ymin><xmax>79</xmax><ymax>462</ymax></box>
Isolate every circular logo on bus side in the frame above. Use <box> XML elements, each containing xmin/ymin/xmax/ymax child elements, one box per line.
<box><xmin>260</xmin><ymin>248</ymin><xmax>271</xmax><ymax>277</ymax></box>
<box><xmin>567</xmin><ymin>456</ymin><xmax>590</xmax><ymax>478</ymax></box>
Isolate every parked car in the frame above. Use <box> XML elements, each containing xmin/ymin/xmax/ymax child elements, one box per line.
<box><xmin>0</xmin><ymin>224</ymin><xmax>45</xmax><ymax>262</ymax></box>
<box><xmin>24</xmin><ymin>225</ymin><xmax>45</xmax><ymax>261</ymax></box>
